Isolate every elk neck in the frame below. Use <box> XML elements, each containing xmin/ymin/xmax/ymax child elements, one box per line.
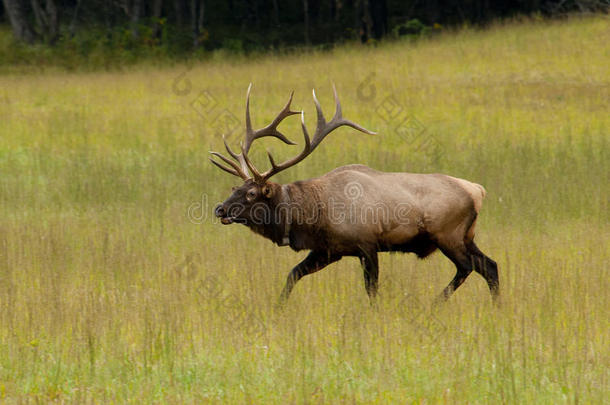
<box><xmin>247</xmin><ymin>180</ymin><xmax>326</xmax><ymax>251</ymax></box>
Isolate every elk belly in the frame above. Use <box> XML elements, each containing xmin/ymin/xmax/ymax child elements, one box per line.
<box><xmin>379</xmin><ymin>224</ymin><xmax>421</xmax><ymax>246</ymax></box>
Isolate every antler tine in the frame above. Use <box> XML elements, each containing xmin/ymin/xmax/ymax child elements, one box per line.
<box><xmin>244</xmin><ymin>85</ymin><xmax>299</xmax><ymax>154</ymax></box>
<box><xmin>209</xmin><ymin>151</ymin><xmax>250</xmax><ymax>180</ymax></box>
<box><xmin>222</xmin><ymin>134</ymin><xmax>252</xmax><ymax>178</ymax></box>
<box><xmin>209</xmin><ymin>157</ymin><xmax>240</xmax><ymax>177</ymax></box>
<box><xmin>252</xmin><ymin>91</ymin><xmax>299</xmax><ymax>148</ymax></box>
<box><xmin>310</xmin><ymin>83</ymin><xmax>376</xmax><ymax>151</ymax></box>
<box><xmin>244</xmin><ymin>83</ymin><xmax>255</xmax><ymax>151</ymax></box>
<box><xmin>330</xmin><ymin>83</ymin><xmax>377</xmax><ymax>136</ymax></box>
<box><xmin>312</xmin><ymin>88</ymin><xmax>327</xmax><ymax>138</ymax></box>
<box><xmin>222</xmin><ymin>134</ymin><xmax>240</xmax><ymax>160</ymax></box>
<box><xmin>240</xmin><ymin>143</ymin><xmax>264</xmax><ymax>183</ymax></box>
<box><xmin>260</xmin><ymin>111</ymin><xmax>312</xmax><ymax>180</ymax></box>
<box><xmin>208</xmin><ymin>84</ymin><xmax>256</xmax><ymax>180</ymax></box>
<box><xmin>331</xmin><ymin>83</ymin><xmax>342</xmax><ymax>119</ymax></box>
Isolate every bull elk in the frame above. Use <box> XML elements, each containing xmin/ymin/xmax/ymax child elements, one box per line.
<box><xmin>211</xmin><ymin>84</ymin><xmax>499</xmax><ymax>305</ymax></box>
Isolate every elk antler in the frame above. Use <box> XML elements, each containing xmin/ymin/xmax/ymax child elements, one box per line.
<box><xmin>210</xmin><ymin>83</ymin><xmax>299</xmax><ymax>181</ymax></box>
<box><xmin>259</xmin><ymin>84</ymin><xmax>376</xmax><ymax>181</ymax></box>
<box><xmin>210</xmin><ymin>84</ymin><xmax>375</xmax><ymax>182</ymax></box>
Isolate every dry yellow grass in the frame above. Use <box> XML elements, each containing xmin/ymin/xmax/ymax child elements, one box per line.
<box><xmin>0</xmin><ymin>15</ymin><xmax>608</xmax><ymax>403</ymax></box>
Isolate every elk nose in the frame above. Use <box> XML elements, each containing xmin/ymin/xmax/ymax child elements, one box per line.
<box><xmin>214</xmin><ymin>204</ymin><xmax>226</xmax><ymax>217</ymax></box>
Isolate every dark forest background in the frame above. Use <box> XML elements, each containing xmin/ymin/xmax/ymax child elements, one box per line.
<box><xmin>1</xmin><ymin>1</ymin><xmax>608</xmax><ymax>58</ymax></box>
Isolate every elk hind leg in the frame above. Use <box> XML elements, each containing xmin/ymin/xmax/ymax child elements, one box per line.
<box><xmin>467</xmin><ymin>241</ymin><xmax>500</xmax><ymax>305</ymax></box>
<box><xmin>434</xmin><ymin>244</ymin><xmax>473</xmax><ymax>305</ymax></box>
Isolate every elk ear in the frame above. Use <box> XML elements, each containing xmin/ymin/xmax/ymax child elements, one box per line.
<box><xmin>262</xmin><ymin>185</ymin><xmax>273</xmax><ymax>198</ymax></box>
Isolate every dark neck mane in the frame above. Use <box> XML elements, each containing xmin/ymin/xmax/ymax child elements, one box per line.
<box><xmin>246</xmin><ymin>182</ymin><xmax>325</xmax><ymax>250</ymax></box>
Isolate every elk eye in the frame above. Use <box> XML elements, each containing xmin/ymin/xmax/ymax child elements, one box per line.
<box><xmin>247</xmin><ymin>190</ymin><xmax>256</xmax><ymax>198</ymax></box>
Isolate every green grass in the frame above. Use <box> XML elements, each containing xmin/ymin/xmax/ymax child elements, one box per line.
<box><xmin>0</xmin><ymin>15</ymin><xmax>608</xmax><ymax>403</ymax></box>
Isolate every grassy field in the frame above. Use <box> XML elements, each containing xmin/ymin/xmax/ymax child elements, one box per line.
<box><xmin>0</xmin><ymin>15</ymin><xmax>608</xmax><ymax>403</ymax></box>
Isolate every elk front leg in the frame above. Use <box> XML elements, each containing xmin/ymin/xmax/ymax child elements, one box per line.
<box><xmin>278</xmin><ymin>251</ymin><xmax>341</xmax><ymax>304</ymax></box>
<box><xmin>359</xmin><ymin>250</ymin><xmax>379</xmax><ymax>304</ymax></box>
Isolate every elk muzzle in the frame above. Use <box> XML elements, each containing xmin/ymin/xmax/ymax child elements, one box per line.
<box><xmin>214</xmin><ymin>203</ymin><xmax>234</xmax><ymax>225</ymax></box>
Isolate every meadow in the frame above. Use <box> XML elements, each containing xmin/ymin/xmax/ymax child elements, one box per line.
<box><xmin>0</xmin><ymin>15</ymin><xmax>608</xmax><ymax>403</ymax></box>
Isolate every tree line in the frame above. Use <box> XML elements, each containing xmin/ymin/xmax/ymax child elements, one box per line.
<box><xmin>1</xmin><ymin>1</ymin><xmax>608</xmax><ymax>51</ymax></box>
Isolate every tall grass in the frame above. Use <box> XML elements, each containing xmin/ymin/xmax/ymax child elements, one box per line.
<box><xmin>0</xmin><ymin>15</ymin><xmax>608</xmax><ymax>403</ymax></box>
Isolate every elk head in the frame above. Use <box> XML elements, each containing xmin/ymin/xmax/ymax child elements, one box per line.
<box><xmin>210</xmin><ymin>84</ymin><xmax>375</xmax><ymax>227</ymax></box>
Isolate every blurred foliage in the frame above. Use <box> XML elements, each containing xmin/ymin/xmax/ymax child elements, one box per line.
<box><xmin>0</xmin><ymin>0</ymin><xmax>608</xmax><ymax>70</ymax></box>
